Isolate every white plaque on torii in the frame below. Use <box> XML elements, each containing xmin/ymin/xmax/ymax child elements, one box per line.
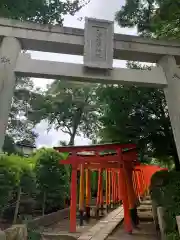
<box><xmin>84</xmin><ymin>18</ymin><xmax>114</xmax><ymax>69</ymax></box>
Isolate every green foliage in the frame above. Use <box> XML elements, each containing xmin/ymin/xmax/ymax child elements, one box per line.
<box><xmin>150</xmin><ymin>170</ymin><xmax>169</xmax><ymax>206</ymax></box>
<box><xmin>97</xmin><ymin>62</ymin><xmax>179</xmax><ymax>168</ymax></box>
<box><xmin>166</xmin><ymin>232</ymin><xmax>179</xmax><ymax>240</ymax></box>
<box><xmin>0</xmin><ymin>154</ymin><xmax>35</xmax><ymax>220</ymax></box>
<box><xmin>27</xmin><ymin>229</ymin><xmax>41</xmax><ymax>240</ymax></box>
<box><xmin>0</xmin><ymin>155</ymin><xmax>19</xmax><ymax>215</ymax></box>
<box><xmin>30</xmin><ymin>81</ymin><xmax>99</xmax><ymax>145</ymax></box>
<box><xmin>2</xmin><ymin>135</ymin><xmax>16</xmax><ymax>155</ymax></box>
<box><xmin>7</xmin><ymin>77</ymin><xmax>38</xmax><ymax>144</ymax></box>
<box><xmin>34</xmin><ymin>148</ymin><xmax>69</xmax><ymax>212</ymax></box>
<box><xmin>116</xmin><ymin>0</ymin><xmax>180</xmax><ymax>39</ymax></box>
<box><xmin>0</xmin><ymin>150</ymin><xmax>70</xmax><ymax>221</ymax></box>
<box><xmin>0</xmin><ymin>0</ymin><xmax>87</xmax><ymax>25</ymax></box>
<box><xmin>150</xmin><ymin>170</ymin><xmax>180</xmax><ymax>238</ymax></box>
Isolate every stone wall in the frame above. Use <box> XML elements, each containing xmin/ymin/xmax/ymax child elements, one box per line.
<box><xmin>0</xmin><ymin>224</ymin><xmax>27</xmax><ymax>240</ymax></box>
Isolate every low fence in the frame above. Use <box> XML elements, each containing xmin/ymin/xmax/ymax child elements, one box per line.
<box><xmin>0</xmin><ymin>208</ymin><xmax>70</xmax><ymax>240</ymax></box>
<box><xmin>27</xmin><ymin>207</ymin><xmax>70</xmax><ymax>229</ymax></box>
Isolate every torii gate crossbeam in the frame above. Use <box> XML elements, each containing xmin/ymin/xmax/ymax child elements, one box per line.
<box><xmin>0</xmin><ymin>17</ymin><xmax>180</xmax><ymax>63</ymax></box>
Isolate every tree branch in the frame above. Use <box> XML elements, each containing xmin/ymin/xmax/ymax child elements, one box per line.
<box><xmin>61</xmin><ymin>128</ymin><xmax>72</xmax><ymax>135</ymax></box>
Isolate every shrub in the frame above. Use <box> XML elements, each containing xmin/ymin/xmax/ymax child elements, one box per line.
<box><xmin>0</xmin><ymin>154</ymin><xmax>19</xmax><ymax>216</ymax></box>
<box><xmin>150</xmin><ymin>170</ymin><xmax>180</xmax><ymax>239</ymax></box>
<box><xmin>34</xmin><ymin>148</ymin><xmax>69</xmax><ymax>213</ymax></box>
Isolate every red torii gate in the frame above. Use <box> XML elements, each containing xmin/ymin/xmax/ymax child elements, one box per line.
<box><xmin>55</xmin><ymin>143</ymin><xmax>167</xmax><ymax>233</ymax></box>
<box><xmin>55</xmin><ymin>143</ymin><xmax>139</xmax><ymax>233</ymax></box>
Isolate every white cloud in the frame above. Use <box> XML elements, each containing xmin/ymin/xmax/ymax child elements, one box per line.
<box><xmin>35</xmin><ymin>120</ymin><xmax>91</xmax><ymax>148</ymax></box>
<box><xmin>32</xmin><ymin>0</ymin><xmax>137</xmax><ymax>147</ymax></box>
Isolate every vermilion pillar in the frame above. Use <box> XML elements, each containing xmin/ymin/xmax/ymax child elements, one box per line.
<box><xmin>108</xmin><ymin>170</ymin><xmax>111</xmax><ymax>207</ymax></box>
<box><xmin>79</xmin><ymin>164</ymin><xmax>85</xmax><ymax>226</ymax></box>
<box><xmin>85</xmin><ymin>169</ymin><xmax>91</xmax><ymax>221</ymax></box>
<box><xmin>115</xmin><ymin>172</ymin><xmax>118</xmax><ymax>204</ymax></box>
<box><xmin>112</xmin><ymin>172</ymin><xmax>115</xmax><ymax>206</ymax></box>
<box><xmin>70</xmin><ymin>166</ymin><xmax>77</xmax><ymax>232</ymax></box>
<box><xmin>133</xmin><ymin>171</ymin><xmax>140</xmax><ymax>199</ymax></box>
<box><xmin>99</xmin><ymin>169</ymin><xmax>104</xmax><ymax>215</ymax></box>
<box><xmin>105</xmin><ymin>169</ymin><xmax>109</xmax><ymax>211</ymax></box>
<box><xmin>96</xmin><ymin>169</ymin><xmax>101</xmax><ymax>217</ymax></box>
<box><xmin>119</xmin><ymin>167</ymin><xmax>132</xmax><ymax>233</ymax></box>
<box><xmin>118</xmin><ymin>171</ymin><xmax>121</xmax><ymax>202</ymax></box>
<box><xmin>124</xmin><ymin>164</ymin><xmax>139</xmax><ymax>228</ymax></box>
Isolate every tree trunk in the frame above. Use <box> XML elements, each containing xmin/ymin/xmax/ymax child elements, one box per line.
<box><xmin>42</xmin><ymin>191</ymin><xmax>46</xmax><ymax>216</ymax></box>
<box><xmin>68</xmin><ymin>105</ymin><xmax>84</xmax><ymax>146</ymax></box>
<box><xmin>13</xmin><ymin>186</ymin><xmax>21</xmax><ymax>224</ymax></box>
<box><xmin>68</xmin><ymin>133</ymin><xmax>75</xmax><ymax>146</ymax></box>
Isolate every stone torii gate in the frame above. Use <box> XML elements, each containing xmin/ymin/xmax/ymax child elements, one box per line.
<box><xmin>0</xmin><ymin>17</ymin><xmax>180</xmax><ymax>160</ymax></box>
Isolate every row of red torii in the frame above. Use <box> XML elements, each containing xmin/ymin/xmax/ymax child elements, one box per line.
<box><xmin>55</xmin><ymin>143</ymin><xmax>164</xmax><ymax>234</ymax></box>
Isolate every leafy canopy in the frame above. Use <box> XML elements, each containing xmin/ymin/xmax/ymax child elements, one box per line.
<box><xmin>97</xmin><ymin>62</ymin><xmax>178</xmax><ymax>167</ymax></box>
<box><xmin>116</xmin><ymin>0</ymin><xmax>180</xmax><ymax>39</ymax></box>
<box><xmin>30</xmin><ymin>80</ymin><xmax>99</xmax><ymax>145</ymax></box>
<box><xmin>34</xmin><ymin>148</ymin><xmax>69</xmax><ymax>211</ymax></box>
<box><xmin>0</xmin><ymin>0</ymin><xmax>88</xmax><ymax>25</ymax></box>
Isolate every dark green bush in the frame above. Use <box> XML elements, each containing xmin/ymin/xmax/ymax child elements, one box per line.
<box><xmin>150</xmin><ymin>170</ymin><xmax>180</xmax><ymax>239</ymax></box>
<box><xmin>34</xmin><ymin>148</ymin><xmax>69</xmax><ymax>213</ymax></box>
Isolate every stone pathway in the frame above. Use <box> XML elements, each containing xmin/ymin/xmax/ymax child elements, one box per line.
<box><xmin>41</xmin><ymin>197</ymin><xmax>158</xmax><ymax>240</ymax></box>
<box><xmin>78</xmin><ymin>206</ymin><xmax>124</xmax><ymax>240</ymax></box>
<box><xmin>107</xmin><ymin>222</ymin><xmax>157</xmax><ymax>240</ymax></box>
<box><xmin>42</xmin><ymin>218</ymin><xmax>98</xmax><ymax>239</ymax></box>
<box><xmin>107</xmin><ymin>198</ymin><xmax>158</xmax><ymax>240</ymax></box>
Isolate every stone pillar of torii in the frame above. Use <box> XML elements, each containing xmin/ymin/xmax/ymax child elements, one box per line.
<box><xmin>0</xmin><ymin>17</ymin><xmax>180</xmax><ymax>162</ymax></box>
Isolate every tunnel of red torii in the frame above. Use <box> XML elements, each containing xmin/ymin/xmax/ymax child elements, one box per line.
<box><xmin>54</xmin><ymin>143</ymin><xmax>166</xmax><ymax>233</ymax></box>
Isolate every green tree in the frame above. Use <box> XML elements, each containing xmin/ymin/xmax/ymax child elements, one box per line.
<box><xmin>11</xmin><ymin>155</ymin><xmax>36</xmax><ymax>223</ymax></box>
<box><xmin>115</xmin><ymin>0</ymin><xmax>180</xmax><ymax>39</ymax></box>
<box><xmin>34</xmin><ymin>148</ymin><xmax>69</xmax><ymax>214</ymax></box>
<box><xmin>97</xmin><ymin>62</ymin><xmax>180</xmax><ymax>169</ymax></box>
<box><xmin>115</xmin><ymin>1</ymin><xmax>180</xmax><ymax>168</ymax></box>
<box><xmin>0</xmin><ymin>155</ymin><xmax>19</xmax><ymax>217</ymax></box>
<box><xmin>0</xmin><ymin>0</ymin><xmax>88</xmax><ymax>25</ymax></box>
<box><xmin>2</xmin><ymin>135</ymin><xmax>16</xmax><ymax>154</ymax></box>
<box><xmin>30</xmin><ymin>81</ymin><xmax>98</xmax><ymax>145</ymax></box>
<box><xmin>0</xmin><ymin>154</ymin><xmax>36</xmax><ymax>221</ymax></box>
<box><xmin>7</xmin><ymin>77</ymin><xmax>38</xmax><ymax>144</ymax></box>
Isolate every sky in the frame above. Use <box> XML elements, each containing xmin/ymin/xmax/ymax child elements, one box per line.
<box><xmin>31</xmin><ymin>0</ymin><xmax>137</xmax><ymax>148</ymax></box>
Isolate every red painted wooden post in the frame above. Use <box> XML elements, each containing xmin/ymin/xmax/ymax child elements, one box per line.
<box><xmin>118</xmin><ymin>171</ymin><xmax>121</xmax><ymax>202</ymax></box>
<box><xmin>134</xmin><ymin>170</ymin><xmax>140</xmax><ymax>200</ymax></box>
<box><xmin>79</xmin><ymin>164</ymin><xmax>85</xmax><ymax>226</ymax></box>
<box><xmin>85</xmin><ymin>169</ymin><xmax>91</xmax><ymax>220</ymax></box>
<box><xmin>105</xmin><ymin>169</ymin><xmax>109</xmax><ymax>208</ymax></box>
<box><xmin>100</xmin><ymin>169</ymin><xmax>103</xmax><ymax>204</ymax></box>
<box><xmin>112</xmin><ymin>171</ymin><xmax>114</xmax><ymax>205</ymax></box>
<box><xmin>97</xmin><ymin>169</ymin><xmax>101</xmax><ymax>206</ymax></box>
<box><xmin>108</xmin><ymin>170</ymin><xmax>111</xmax><ymax>207</ymax></box>
<box><xmin>115</xmin><ymin>172</ymin><xmax>117</xmax><ymax>203</ymax></box>
<box><xmin>70</xmin><ymin>166</ymin><xmax>77</xmax><ymax>232</ymax></box>
<box><xmin>119</xmin><ymin>167</ymin><xmax>132</xmax><ymax>233</ymax></box>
